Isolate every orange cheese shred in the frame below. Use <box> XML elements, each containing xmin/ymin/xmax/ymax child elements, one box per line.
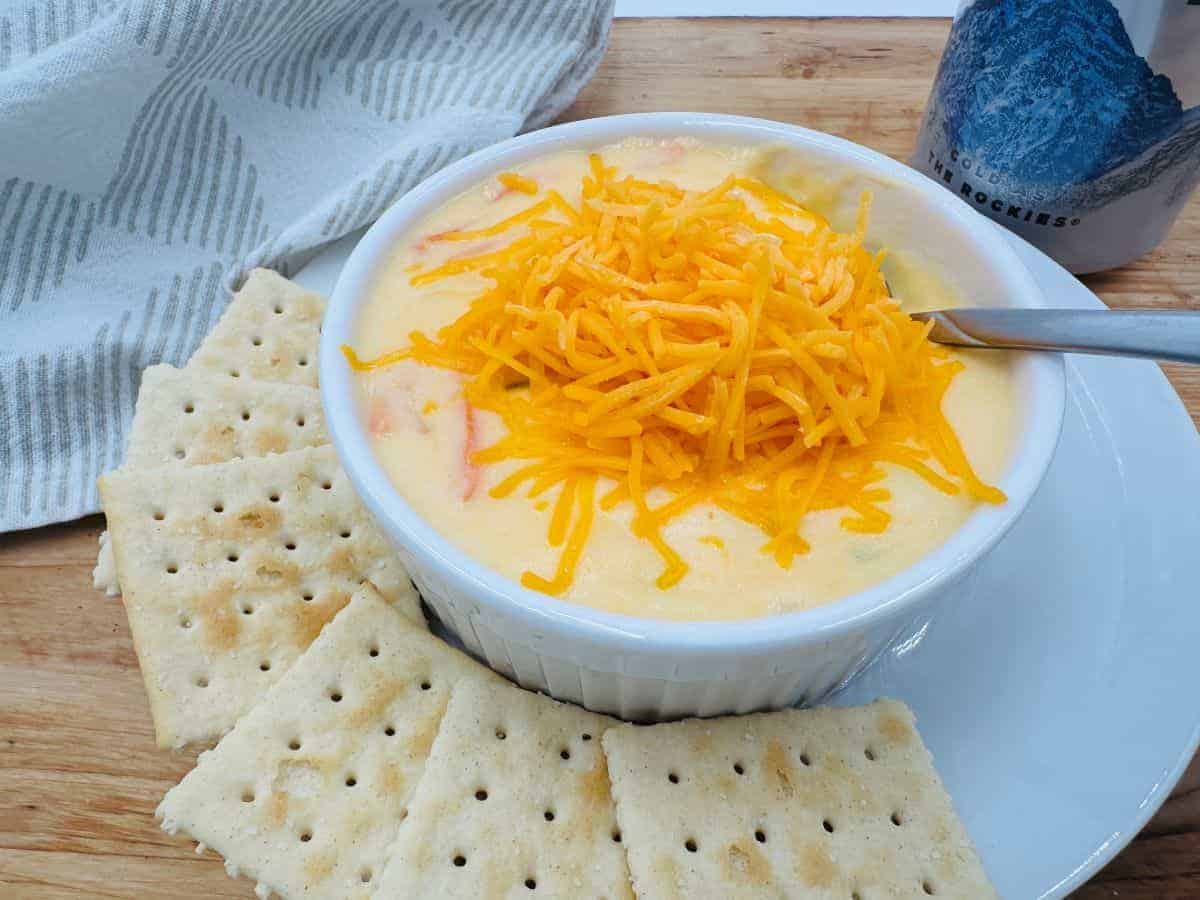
<box><xmin>346</xmin><ymin>152</ymin><xmax>1006</xmax><ymax>597</ymax></box>
<box><xmin>498</xmin><ymin>172</ymin><xmax>539</xmax><ymax>195</ymax></box>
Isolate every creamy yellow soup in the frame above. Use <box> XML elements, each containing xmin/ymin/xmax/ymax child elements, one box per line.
<box><xmin>353</xmin><ymin>138</ymin><xmax>1015</xmax><ymax>621</ymax></box>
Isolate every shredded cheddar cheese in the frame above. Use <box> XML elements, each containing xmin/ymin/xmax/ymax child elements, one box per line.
<box><xmin>498</xmin><ymin>172</ymin><xmax>539</xmax><ymax>195</ymax></box>
<box><xmin>346</xmin><ymin>153</ymin><xmax>1005</xmax><ymax>597</ymax></box>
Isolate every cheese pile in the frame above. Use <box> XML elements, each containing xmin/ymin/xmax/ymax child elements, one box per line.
<box><xmin>347</xmin><ymin>155</ymin><xmax>1005</xmax><ymax>596</ymax></box>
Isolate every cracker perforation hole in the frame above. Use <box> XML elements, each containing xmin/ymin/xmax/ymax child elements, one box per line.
<box><xmin>339</xmin><ymin>530</ymin><xmax>352</xmax><ymax>539</ymax></box>
<box><xmin>559</xmin><ymin>748</ymin><xmax>570</xmax><ymax>761</ymax></box>
<box><xmin>799</xmin><ymin>752</ymin><xmax>812</xmax><ymax>767</ymax></box>
<box><xmin>345</xmin><ymin>775</ymin><xmax>357</xmax><ymax>787</ymax></box>
<box><xmin>299</xmin><ymin>830</ymin><xmax>312</xmax><ymax>843</ymax></box>
<box><xmin>384</xmin><ymin>726</ymin><xmax>396</xmax><ymax>737</ymax></box>
<box><xmin>922</xmin><ymin>881</ymin><xmax>936</xmax><ymax>895</ymax></box>
<box><xmin>321</xmin><ymin>480</ymin><xmax>333</xmax><ymax>491</ymax></box>
<box><xmin>891</xmin><ymin>811</ymin><xmax>903</xmax><ymax>827</ymax></box>
<box><xmin>475</xmin><ymin>789</ymin><xmax>488</xmax><ymax>801</ymax></box>
<box><xmin>360</xmin><ymin>869</ymin><xmax>372</xmax><ymax>884</ymax></box>
<box><xmin>525</xmin><ymin>878</ymin><xmax>537</xmax><ymax>890</ymax></box>
<box><xmin>229</xmin><ymin>369</ymin><xmax>240</xmax><ymax>378</ymax></box>
<box><xmin>302</xmin><ymin>592</ymin><xmax>314</xmax><ymax>602</ymax></box>
<box><xmin>194</xmin><ymin>676</ymin><xmax>208</xmax><ymax>688</ymax></box>
<box><xmin>284</xmin><ymin>541</ymin><xmax>297</xmax><ymax>551</ymax></box>
<box><xmin>183</xmin><ymin>403</ymin><xmax>195</xmax><ymax>414</ymax></box>
<box><xmin>864</xmin><ymin>747</ymin><xmax>877</xmax><ymax>761</ymax></box>
<box><xmin>259</xmin><ymin>661</ymin><xmax>271</xmax><ymax>671</ymax></box>
<box><xmin>240</xmin><ymin>410</ymin><xmax>251</xmax><ymax>422</ymax></box>
<box><xmin>273</xmin><ymin>304</ymin><xmax>284</xmax><ymax>315</ymax></box>
<box><xmin>240</xmin><ymin>603</ymin><xmax>254</xmax><ymax>615</ymax></box>
<box><xmin>611</xmin><ymin>830</ymin><xmax>621</xmax><ymax>843</ymax></box>
<box><xmin>179</xmin><ymin>615</ymin><xmax>192</xmax><ymax>629</ymax></box>
<box><xmin>173</xmin><ymin>447</ymin><xmax>186</xmax><ymax>459</ymax></box>
<box><xmin>251</xmin><ymin>336</ymin><xmax>263</xmax><ymax>347</ymax></box>
<box><xmin>369</xmin><ymin>646</ymin><xmax>379</xmax><ymax>658</ymax></box>
<box><xmin>298</xmin><ymin>356</ymin><xmax>309</xmax><ymax>367</ymax></box>
<box><xmin>667</xmin><ymin>772</ymin><xmax>679</xmax><ymax>784</ymax></box>
<box><xmin>212</xmin><ymin>502</ymin><xmax>225</xmax><ymax>513</ymax></box>
<box><xmin>733</xmin><ymin>762</ymin><xmax>745</xmax><ymax>775</ymax></box>
<box><xmin>494</xmin><ymin>727</ymin><xmax>506</xmax><ymax>740</ymax></box>
<box><xmin>581</xmin><ymin>732</ymin><xmax>592</xmax><ymax>741</ymax></box>
<box><xmin>227</xmin><ymin>552</ymin><xmax>240</xmax><ymax>563</ymax></box>
<box><xmin>543</xmin><ymin>810</ymin><xmax>555</xmax><ymax>822</ymax></box>
<box><xmin>329</xmin><ymin>690</ymin><xmax>343</xmax><ymax>703</ymax></box>
<box><xmin>152</xmin><ymin>510</ymin><xmax>165</xmax><ymax>521</ymax></box>
<box><xmin>684</xmin><ymin>838</ymin><xmax>698</xmax><ymax>853</ymax></box>
<box><xmin>452</xmin><ymin>854</ymin><xmax>466</xmax><ymax>868</ymax></box>
<box><xmin>268</xmin><ymin>492</ymin><xmax>280</xmax><ymax>503</ymax></box>
<box><xmin>241</xmin><ymin>790</ymin><xmax>254</xmax><ymax>803</ymax></box>
<box><xmin>420</xmin><ymin>680</ymin><xmax>431</xmax><ymax>691</ymax></box>
<box><xmin>166</xmin><ymin>564</ymin><xmax>179</xmax><ymax>574</ymax></box>
<box><xmin>755</xmin><ymin>829</ymin><xmax>766</xmax><ymax>843</ymax></box>
<box><xmin>822</xmin><ymin>818</ymin><xmax>835</xmax><ymax>834</ymax></box>
<box><xmin>296</xmin><ymin>417</ymin><xmax>306</xmax><ymax>427</ymax></box>
<box><xmin>288</xmin><ymin>738</ymin><xmax>302</xmax><ymax>751</ymax></box>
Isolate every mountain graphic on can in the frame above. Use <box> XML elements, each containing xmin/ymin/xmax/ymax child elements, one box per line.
<box><xmin>912</xmin><ymin>0</ymin><xmax>1200</xmax><ymax>273</ymax></box>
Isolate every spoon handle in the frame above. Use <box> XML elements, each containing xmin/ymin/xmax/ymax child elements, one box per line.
<box><xmin>913</xmin><ymin>309</ymin><xmax>1200</xmax><ymax>365</ymax></box>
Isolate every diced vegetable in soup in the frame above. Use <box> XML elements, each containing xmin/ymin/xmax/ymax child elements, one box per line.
<box><xmin>347</xmin><ymin>137</ymin><xmax>1015</xmax><ymax>621</ymax></box>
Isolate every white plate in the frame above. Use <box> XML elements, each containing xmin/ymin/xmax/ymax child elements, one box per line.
<box><xmin>295</xmin><ymin>228</ymin><xmax>1200</xmax><ymax>899</ymax></box>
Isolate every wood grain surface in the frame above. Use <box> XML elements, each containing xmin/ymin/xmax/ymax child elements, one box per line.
<box><xmin>2</xmin><ymin>16</ymin><xmax>1198</xmax><ymax>899</ymax></box>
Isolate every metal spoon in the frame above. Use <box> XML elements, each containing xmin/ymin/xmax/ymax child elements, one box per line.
<box><xmin>911</xmin><ymin>309</ymin><xmax>1200</xmax><ymax>365</ymax></box>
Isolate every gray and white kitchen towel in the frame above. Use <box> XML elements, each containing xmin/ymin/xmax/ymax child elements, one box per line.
<box><xmin>0</xmin><ymin>0</ymin><xmax>612</xmax><ymax>532</ymax></box>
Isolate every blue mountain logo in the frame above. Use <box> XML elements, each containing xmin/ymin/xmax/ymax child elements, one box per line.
<box><xmin>925</xmin><ymin>0</ymin><xmax>1200</xmax><ymax>210</ymax></box>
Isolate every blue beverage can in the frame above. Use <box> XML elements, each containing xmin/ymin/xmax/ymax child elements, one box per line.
<box><xmin>912</xmin><ymin>0</ymin><xmax>1200</xmax><ymax>273</ymax></box>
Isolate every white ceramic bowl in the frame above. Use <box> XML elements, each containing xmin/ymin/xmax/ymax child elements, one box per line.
<box><xmin>320</xmin><ymin>113</ymin><xmax>1066</xmax><ymax>721</ymax></box>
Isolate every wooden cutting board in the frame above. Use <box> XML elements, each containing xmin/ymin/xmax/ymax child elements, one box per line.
<box><xmin>2</xmin><ymin>17</ymin><xmax>1198</xmax><ymax>899</ymax></box>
